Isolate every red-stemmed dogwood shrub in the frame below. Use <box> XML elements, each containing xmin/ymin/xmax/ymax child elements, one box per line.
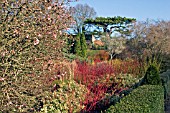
<box><xmin>74</xmin><ymin>59</ymin><xmax>142</xmax><ymax>112</ymax></box>
<box><xmin>74</xmin><ymin>61</ymin><xmax>121</xmax><ymax>111</ymax></box>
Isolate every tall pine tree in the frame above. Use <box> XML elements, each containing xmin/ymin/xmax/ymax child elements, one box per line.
<box><xmin>71</xmin><ymin>33</ymin><xmax>87</xmax><ymax>58</ymax></box>
<box><xmin>74</xmin><ymin>33</ymin><xmax>81</xmax><ymax>56</ymax></box>
<box><xmin>80</xmin><ymin>33</ymin><xmax>87</xmax><ymax>58</ymax></box>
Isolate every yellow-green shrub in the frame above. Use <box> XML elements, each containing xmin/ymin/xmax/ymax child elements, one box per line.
<box><xmin>41</xmin><ymin>80</ymin><xmax>88</xmax><ymax>113</ymax></box>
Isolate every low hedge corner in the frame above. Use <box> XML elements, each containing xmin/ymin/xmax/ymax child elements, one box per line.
<box><xmin>106</xmin><ymin>85</ymin><xmax>164</xmax><ymax>113</ymax></box>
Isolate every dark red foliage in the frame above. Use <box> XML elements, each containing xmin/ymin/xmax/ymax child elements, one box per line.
<box><xmin>74</xmin><ymin>60</ymin><xmax>141</xmax><ymax>112</ymax></box>
<box><xmin>74</xmin><ymin>61</ymin><xmax>115</xmax><ymax>111</ymax></box>
<box><xmin>74</xmin><ymin>61</ymin><xmax>114</xmax><ymax>85</ymax></box>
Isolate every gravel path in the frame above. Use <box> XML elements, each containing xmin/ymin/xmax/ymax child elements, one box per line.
<box><xmin>160</xmin><ymin>69</ymin><xmax>170</xmax><ymax>113</ymax></box>
<box><xmin>165</xmin><ymin>93</ymin><xmax>170</xmax><ymax>113</ymax></box>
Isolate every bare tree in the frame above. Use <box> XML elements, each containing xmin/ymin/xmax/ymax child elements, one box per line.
<box><xmin>125</xmin><ymin>20</ymin><xmax>170</xmax><ymax>71</ymax></box>
<box><xmin>130</xmin><ymin>20</ymin><xmax>170</xmax><ymax>57</ymax></box>
<box><xmin>70</xmin><ymin>4</ymin><xmax>97</xmax><ymax>33</ymax></box>
<box><xmin>102</xmin><ymin>36</ymin><xmax>126</xmax><ymax>60</ymax></box>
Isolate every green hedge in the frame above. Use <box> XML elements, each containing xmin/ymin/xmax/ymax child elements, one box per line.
<box><xmin>106</xmin><ymin>85</ymin><xmax>164</xmax><ymax>113</ymax></box>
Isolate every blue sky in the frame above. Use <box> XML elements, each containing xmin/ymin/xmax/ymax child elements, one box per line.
<box><xmin>70</xmin><ymin>0</ymin><xmax>170</xmax><ymax>21</ymax></box>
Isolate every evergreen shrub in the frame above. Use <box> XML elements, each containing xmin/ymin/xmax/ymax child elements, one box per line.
<box><xmin>143</xmin><ymin>64</ymin><xmax>161</xmax><ymax>85</ymax></box>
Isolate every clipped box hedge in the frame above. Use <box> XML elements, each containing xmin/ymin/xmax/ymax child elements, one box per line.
<box><xmin>106</xmin><ymin>85</ymin><xmax>164</xmax><ymax>113</ymax></box>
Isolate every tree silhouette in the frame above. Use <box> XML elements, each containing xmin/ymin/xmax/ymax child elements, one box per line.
<box><xmin>85</xmin><ymin>16</ymin><xmax>136</xmax><ymax>37</ymax></box>
<box><xmin>70</xmin><ymin>4</ymin><xmax>97</xmax><ymax>33</ymax></box>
